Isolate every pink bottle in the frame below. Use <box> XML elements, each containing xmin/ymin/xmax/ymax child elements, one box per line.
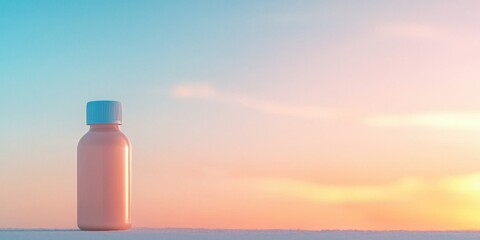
<box><xmin>77</xmin><ymin>100</ymin><xmax>131</xmax><ymax>230</ymax></box>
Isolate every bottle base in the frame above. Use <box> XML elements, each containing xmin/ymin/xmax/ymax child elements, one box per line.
<box><xmin>78</xmin><ymin>223</ymin><xmax>131</xmax><ymax>231</ymax></box>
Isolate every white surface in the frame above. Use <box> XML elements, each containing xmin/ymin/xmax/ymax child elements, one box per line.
<box><xmin>1</xmin><ymin>228</ymin><xmax>480</xmax><ymax>240</ymax></box>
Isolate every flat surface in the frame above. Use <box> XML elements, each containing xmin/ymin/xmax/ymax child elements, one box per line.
<box><xmin>1</xmin><ymin>229</ymin><xmax>480</xmax><ymax>240</ymax></box>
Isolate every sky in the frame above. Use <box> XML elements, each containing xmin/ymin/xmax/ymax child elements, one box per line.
<box><xmin>1</xmin><ymin>0</ymin><xmax>480</xmax><ymax>230</ymax></box>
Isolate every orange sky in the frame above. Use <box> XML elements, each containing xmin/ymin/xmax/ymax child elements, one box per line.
<box><xmin>2</xmin><ymin>0</ymin><xmax>480</xmax><ymax>230</ymax></box>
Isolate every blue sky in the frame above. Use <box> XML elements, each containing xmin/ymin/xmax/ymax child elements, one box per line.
<box><xmin>0</xmin><ymin>0</ymin><xmax>356</xmax><ymax>159</ymax></box>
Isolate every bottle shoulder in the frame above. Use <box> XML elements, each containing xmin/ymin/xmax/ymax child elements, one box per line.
<box><xmin>78</xmin><ymin>129</ymin><xmax>130</xmax><ymax>148</ymax></box>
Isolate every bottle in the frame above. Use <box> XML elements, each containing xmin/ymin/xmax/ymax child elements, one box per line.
<box><xmin>77</xmin><ymin>100</ymin><xmax>131</xmax><ymax>230</ymax></box>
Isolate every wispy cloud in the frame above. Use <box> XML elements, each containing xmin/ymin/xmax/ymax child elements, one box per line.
<box><xmin>170</xmin><ymin>83</ymin><xmax>216</xmax><ymax>99</ymax></box>
<box><xmin>364</xmin><ymin>113</ymin><xmax>480</xmax><ymax>131</ymax></box>
<box><xmin>259</xmin><ymin>177</ymin><xmax>423</xmax><ymax>203</ymax></box>
<box><xmin>170</xmin><ymin>83</ymin><xmax>480</xmax><ymax>131</ymax></box>
<box><xmin>376</xmin><ymin>21</ymin><xmax>480</xmax><ymax>53</ymax></box>
<box><xmin>170</xmin><ymin>83</ymin><xmax>338</xmax><ymax>120</ymax></box>
<box><xmin>259</xmin><ymin>173</ymin><xmax>480</xmax><ymax>204</ymax></box>
<box><xmin>377</xmin><ymin>22</ymin><xmax>445</xmax><ymax>40</ymax></box>
<box><xmin>259</xmin><ymin>173</ymin><xmax>480</xmax><ymax>227</ymax></box>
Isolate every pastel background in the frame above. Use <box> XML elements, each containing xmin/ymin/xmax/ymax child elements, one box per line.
<box><xmin>2</xmin><ymin>0</ymin><xmax>480</xmax><ymax>230</ymax></box>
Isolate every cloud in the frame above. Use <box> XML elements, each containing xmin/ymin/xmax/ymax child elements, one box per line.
<box><xmin>170</xmin><ymin>83</ymin><xmax>337</xmax><ymax>120</ymax></box>
<box><xmin>377</xmin><ymin>22</ymin><xmax>444</xmax><ymax>39</ymax></box>
<box><xmin>259</xmin><ymin>177</ymin><xmax>423</xmax><ymax>203</ymax></box>
<box><xmin>259</xmin><ymin>173</ymin><xmax>480</xmax><ymax>228</ymax></box>
<box><xmin>259</xmin><ymin>173</ymin><xmax>480</xmax><ymax>205</ymax></box>
<box><xmin>364</xmin><ymin>112</ymin><xmax>480</xmax><ymax>131</ymax></box>
<box><xmin>170</xmin><ymin>83</ymin><xmax>215</xmax><ymax>99</ymax></box>
<box><xmin>376</xmin><ymin>22</ymin><xmax>479</xmax><ymax>53</ymax></box>
<box><xmin>170</xmin><ymin>83</ymin><xmax>480</xmax><ymax>132</ymax></box>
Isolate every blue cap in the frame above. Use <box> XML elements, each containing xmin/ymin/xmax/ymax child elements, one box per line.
<box><xmin>86</xmin><ymin>100</ymin><xmax>122</xmax><ymax>125</ymax></box>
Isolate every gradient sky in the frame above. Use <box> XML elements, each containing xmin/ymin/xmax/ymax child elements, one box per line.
<box><xmin>2</xmin><ymin>0</ymin><xmax>480</xmax><ymax>230</ymax></box>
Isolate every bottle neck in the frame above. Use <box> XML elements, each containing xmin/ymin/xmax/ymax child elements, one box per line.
<box><xmin>89</xmin><ymin>124</ymin><xmax>120</xmax><ymax>131</ymax></box>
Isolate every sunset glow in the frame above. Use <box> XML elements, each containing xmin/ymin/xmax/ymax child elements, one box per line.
<box><xmin>2</xmin><ymin>0</ymin><xmax>480</xmax><ymax>231</ymax></box>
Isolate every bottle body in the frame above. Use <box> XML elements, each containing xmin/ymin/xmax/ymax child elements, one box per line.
<box><xmin>77</xmin><ymin>124</ymin><xmax>131</xmax><ymax>230</ymax></box>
